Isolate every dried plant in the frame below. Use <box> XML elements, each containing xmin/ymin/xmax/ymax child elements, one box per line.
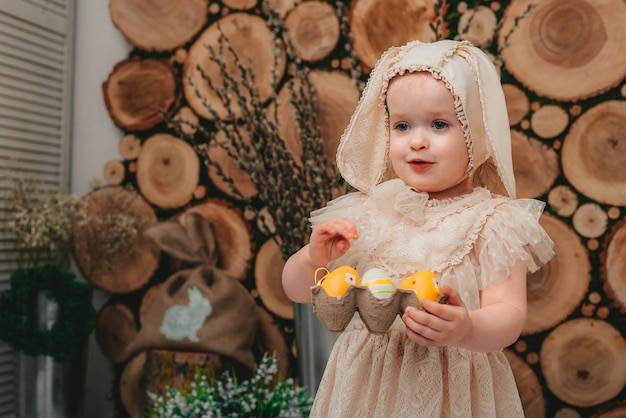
<box><xmin>72</xmin><ymin>184</ymin><xmax>151</xmax><ymax>279</ymax></box>
<box><xmin>5</xmin><ymin>176</ymin><xmax>78</xmax><ymax>268</ymax></box>
<box><xmin>170</xmin><ymin>2</ymin><xmax>361</xmax><ymax>259</ymax></box>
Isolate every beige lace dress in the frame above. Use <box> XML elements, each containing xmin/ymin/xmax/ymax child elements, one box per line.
<box><xmin>308</xmin><ymin>179</ymin><xmax>554</xmax><ymax>418</ymax></box>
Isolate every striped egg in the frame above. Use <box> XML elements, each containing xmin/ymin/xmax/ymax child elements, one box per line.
<box><xmin>361</xmin><ymin>268</ymin><xmax>396</xmax><ymax>299</ymax></box>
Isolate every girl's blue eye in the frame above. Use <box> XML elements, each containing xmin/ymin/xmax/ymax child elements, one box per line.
<box><xmin>433</xmin><ymin>120</ymin><xmax>448</xmax><ymax>130</ymax></box>
<box><xmin>396</xmin><ymin>122</ymin><xmax>410</xmax><ymax>131</ymax></box>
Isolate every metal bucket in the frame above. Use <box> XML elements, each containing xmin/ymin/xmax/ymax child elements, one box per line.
<box><xmin>294</xmin><ymin>303</ymin><xmax>338</xmax><ymax>396</ymax></box>
<box><xmin>16</xmin><ymin>290</ymin><xmax>87</xmax><ymax>418</ymax></box>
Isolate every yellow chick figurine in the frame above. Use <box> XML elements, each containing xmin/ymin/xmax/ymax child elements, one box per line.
<box><xmin>315</xmin><ymin>266</ymin><xmax>360</xmax><ymax>297</ymax></box>
<box><xmin>399</xmin><ymin>270</ymin><xmax>443</xmax><ymax>302</ymax></box>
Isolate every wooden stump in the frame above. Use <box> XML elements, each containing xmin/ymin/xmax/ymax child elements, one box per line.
<box><xmin>72</xmin><ymin>186</ymin><xmax>160</xmax><ymax>293</ymax></box>
<box><xmin>119</xmin><ymin>134</ymin><xmax>142</xmax><ymax>160</ymax></box>
<box><xmin>206</xmin><ymin>128</ymin><xmax>258</xmax><ymax>200</ymax></box>
<box><xmin>110</xmin><ymin>0</ymin><xmax>208</xmax><ymax>52</ymax></box>
<box><xmin>523</xmin><ymin>214</ymin><xmax>591</xmax><ymax>335</ymax></box>
<box><xmin>502</xmin><ymin>83</ymin><xmax>529</xmax><ymax>126</ymax></box>
<box><xmin>602</xmin><ymin>219</ymin><xmax>626</xmax><ymax>312</ymax></box>
<box><xmin>457</xmin><ymin>5</ymin><xmax>497</xmax><ymax>47</ymax></box>
<box><xmin>95</xmin><ymin>303</ymin><xmax>138</xmax><ymax>364</ymax></box>
<box><xmin>183</xmin><ymin>13</ymin><xmax>286</xmax><ymax>121</ymax></box>
<box><xmin>120</xmin><ymin>352</ymin><xmax>146</xmax><ymax>418</ymax></box>
<box><xmin>254</xmin><ymin>238</ymin><xmax>293</xmax><ymax>320</ymax></box>
<box><xmin>561</xmin><ymin>101</ymin><xmax>626</xmax><ymax>206</ymax></box>
<box><xmin>349</xmin><ymin>0</ymin><xmax>438</xmax><ymax>72</ymax></box>
<box><xmin>530</xmin><ymin>105</ymin><xmax>569</xmax><ymax>139</ymax></box>
<box><xmin>511</xmin><ymin>130</ymin><xmax>559</xmax><ymax>199</ymax></box>
<box><xmin>285</xmin><ymin>1</ymin><xmax>340</xmax><ymax>62</ymax></box>
<box><xmin>504</xmin><ymin>349</ymin><xmax>546</xmax><ymax>418</ymax></box>
<box><xmin>540</xmin><ymin>318</ymin><xmax>626</xmax><ymax>407</ymax></box>
<box><xmin>499</xmin><ymin>0</ymin><xmax>626</xmax><ymax>101</ymax></box>
<box><xmin>103</xmin><ymin>57</ymin><xmax>180</xmax><ymax>131</ymax></box>
<box><xmin>136</xmin><ymin>133</ymin><xmax>200</xmax><ymax>209</ymax></box>
<box><xmin>253</xmin><ymin>305</ymin><xmax>290</xmax><ymax>379</ymax></box>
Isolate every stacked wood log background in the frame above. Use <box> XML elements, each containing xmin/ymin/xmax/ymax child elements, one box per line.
<box><xmin>79</xmin><ymin>0</ymin><xmax>625</xmax><ymax>416</ymax></box>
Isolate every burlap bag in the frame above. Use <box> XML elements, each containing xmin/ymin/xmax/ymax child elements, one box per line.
<box><xmin>126</xmin><ymin>212</ymin><xmax>258</xmax><ymax>372</ymax></box>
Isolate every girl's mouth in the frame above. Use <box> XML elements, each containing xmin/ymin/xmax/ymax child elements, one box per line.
<box><xmin>409</xmin><ymin>160</ymin><xmax>433</xmax><ymax>171</ymax></box>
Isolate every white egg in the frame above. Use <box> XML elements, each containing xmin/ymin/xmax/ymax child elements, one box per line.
<box><xmin>361</xmin><ymin>268</ymin><xmax>395</xmax><ymax>299</ymax></box>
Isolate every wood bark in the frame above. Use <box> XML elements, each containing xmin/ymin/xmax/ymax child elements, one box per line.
<box><xmin>254</xmin><ymin>239</ymin><xmax>293</xmax><ymax>320</ymax></box>
<box><xmin>136</xmin><ymin>133</ymin><xmax>200</xmax><ymax>209</ymax></box>
<box><xmin>349</xmin><ymin>0</ymin><xmax>438</xmax><ymax>72</ymax></box>
<box><xmin>184</xmin><ymin>199</ymin><xmax>253</xmax><ymax>281</ymax></box>
<box><xmin>562</xmin><ymin>101</ymin><xmax>626</xmax><ymax>206</ymax></box>
<box><xmin>103</xmin><ymin>57</ymin><xmax>180</xmax><ymax>131</ymax></box>
<box><xmin>109</xmin><ymin>0</ymin><xmax>208</xmax><ymax>52</ymax></box>
<box><xmin>285</xmin><ymin>1</ymin><xmax>340</xmax><ymax>62</ymax></box>
<box><xmin>511</xmin><ymin>130</ymin><xmax>559</xmax><ymax>199</ymax></box>
<box><xmin>523</xmin><ymin>214</ymin><xmax>591</xmax><ymax>335</ymax></box>
<box><xmin>72</xmin><ymin>186</ymin><xmax>160</xmax><ymax>294</ymax></box>
<box><xmin>602</xmin><ymin>220</ymin><xmax>626</xmax><ymax>313</ymax></box>
<box><xmin>540</xmin><ymin>319</ymin><xmax>626</xmax><ymax>407</ymax></box>
<box><xmin>184</xmin><ymin>13</ymin><xmax>286</xmax><ymax>121</ymax></box>
<box><xmin>504</xmin><ymin>349</ymin><xmax>545</xmax><ymax>418</ymax></box>
<box><xmin>95</xmin><ymin>303</ymin><xmax>138</xmax><ymax>364</ymax></box>
<box><xmin>499</xmin><ymin>0</ymin><xmax>626</xmax><ymax>101</ymax></box>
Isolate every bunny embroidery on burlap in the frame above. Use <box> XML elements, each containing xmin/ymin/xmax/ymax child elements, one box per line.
<box><xmin>159</xmin><ymin>286</ymin><xmax>212</xmax><ymax>342</ymax></box>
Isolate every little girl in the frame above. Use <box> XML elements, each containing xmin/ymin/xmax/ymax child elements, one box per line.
<box><xmin>282</xmin><ymin>40</ymin><xmax>554</xmax><ymax>417</ymax></box>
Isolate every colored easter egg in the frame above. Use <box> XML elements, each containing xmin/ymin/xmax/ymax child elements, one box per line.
<box><xmin>361</xmin><ymin>268</ymin><xmax>396</xmax><ymax>299</ymax></box>
<box><xmin>399</xmin><ymin>269</ymin><xmax>442</xmax><ymax>302</ymax></box>
<box><xmin>316</xmin><ymin>266</ymin><xmax>360</xmax><ymax>297</ymax></box>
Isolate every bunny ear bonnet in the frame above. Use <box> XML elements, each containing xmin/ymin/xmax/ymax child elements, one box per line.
<box><xmin>336</xmin><ymin>40</ymin><xmax>516</xmax><ymax>198</ymax></box>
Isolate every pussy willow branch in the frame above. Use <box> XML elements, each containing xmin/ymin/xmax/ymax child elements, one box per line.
<box><xmin>172</xmin><ymin>4</ymin><xmax>355</xmax><ymax>259</ymax></box>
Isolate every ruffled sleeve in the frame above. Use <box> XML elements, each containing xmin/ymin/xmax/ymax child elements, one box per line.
<box><xmin>309</xmin><ymin>191</ymin><xmax>365</xmax><ymax>227</ymax></box>
<box><xmin>473</xmin><ymin>198</ymin><xmax>555</xmax><ymax>289</ymax></box>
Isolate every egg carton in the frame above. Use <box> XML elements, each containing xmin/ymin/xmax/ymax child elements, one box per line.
<box><xmin>311</xmin><ymin>285</ymin><xmax>448</xmax><ymax>334</ymax></box>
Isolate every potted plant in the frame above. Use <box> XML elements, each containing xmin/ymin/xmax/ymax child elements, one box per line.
<box><xmin>147</xmin><ymin>352</ymin><xmax>313</xmax><ymax>418</ymax></box>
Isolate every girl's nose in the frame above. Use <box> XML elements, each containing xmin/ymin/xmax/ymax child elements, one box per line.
<box><xmin>409</xmin><ymin>130</ymin><xmax>428</xmax><ymax>150</ymax></box>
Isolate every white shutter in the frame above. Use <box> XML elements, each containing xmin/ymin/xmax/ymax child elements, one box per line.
<box><xmin>0</xmin><ymin>0</ymin><xmax>75</xmax><ymax>415</ymax></box>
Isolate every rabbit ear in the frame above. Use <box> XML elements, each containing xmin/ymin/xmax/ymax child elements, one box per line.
<box><xmin>144</xmin><ymin>213</ymin><xmax>218</xmax><ymax>266</ymax></box>
<box><xmin>180</xmin><ymin>212</ymin><xmax>218</xmax><ymax>265</ymax></box>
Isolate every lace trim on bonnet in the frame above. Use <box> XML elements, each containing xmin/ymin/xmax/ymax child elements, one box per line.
<box><xmin>335</xmin><ymin>39</ymin><xmax>515</xmax><ymax>198</ymax></box>
<box><xmin>381</xmin><ymin>41</ymin><xmax>478</xmax><ymax>173</ymax></box>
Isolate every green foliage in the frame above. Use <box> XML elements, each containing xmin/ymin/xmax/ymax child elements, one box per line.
<box><xmin>0</xmin><ymin>265</ymin><xmax>96</xmax><ymax>363</ymax></box>
<box><xmin>148</xmin><ymin>352</ymin><xmax>313</xmax><ymax>418</ymax></box>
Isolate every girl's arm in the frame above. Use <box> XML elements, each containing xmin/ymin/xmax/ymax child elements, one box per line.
<box><xmin>282</xmin><ymin>218</ymin><xmax>358</xmax><ymax>303</ymax></box>
<box><xmin>402</xmin><ymin>258</ymin><xmax>527</xmax><ymax>352</ymax></box>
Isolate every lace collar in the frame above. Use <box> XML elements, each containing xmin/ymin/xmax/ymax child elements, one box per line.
<box><xmin>369</xmin><ymin>179</ymin><xmax>491</xmax><ymax>225</ymax></box>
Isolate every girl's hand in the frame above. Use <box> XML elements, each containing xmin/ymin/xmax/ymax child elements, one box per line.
<box><xmin>308</xmin><ymin>218</ymin><xmax>358</xmax><ymax>266</ymax></box>
<box><xmin>402</xmin><ymin>285</ymin><xmax>472</xmax><ymax>347</ymax></box>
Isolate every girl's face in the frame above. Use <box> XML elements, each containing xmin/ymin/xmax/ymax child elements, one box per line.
<box><xmin>387</xmin><ymin>72</ymin><xmax>472</xmax><ymax>200</ymax></box>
